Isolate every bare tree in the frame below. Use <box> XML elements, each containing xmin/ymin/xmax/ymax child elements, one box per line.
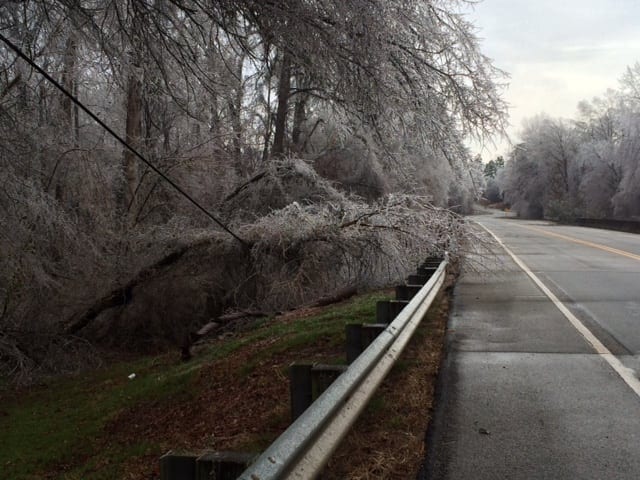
<box><xmin>0</xmin><ymin>0</ymin><xmax>508</xmax><ymax>383</ymax></box>
<box><xmin>499</xmin><ymin>63</ymin><xmax>640</xmax><ymax>221</ymax></box>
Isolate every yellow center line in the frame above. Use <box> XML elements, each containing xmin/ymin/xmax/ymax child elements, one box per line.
<box><xmin>516</xmin><ymin>224</ymin><xmax>640</xmax><ymax>262</ymax></box>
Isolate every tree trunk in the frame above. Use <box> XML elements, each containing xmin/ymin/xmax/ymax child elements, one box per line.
<box><xmin>228</xmin><ymin>95</ymin><xmax>242</xmax><ymax>167</ymax></box>
<box><xmin>229</xmin><ymin>53</ymin><xmax>245</xmax><ymax>169</ymax></box>
<box><xmin>63</xmin><ymin>241</ymin><xmax>207</xmax><ymax>335</ymax></box>
<box><xmin>271</xmin><ymin>51</ymin><xmax>291</xmax><ymax>158</ymax></box>
<box><xmin>123</xmin><ymin>57</ymin><xmax>143</xmax><ymax>213</ymax></box>
<box><xmin>52</xmin><ymin>31</ymin><xmax>79</xmax><ymax>204</ymax></box>
<box><xmin>61</xmin><ymin>32</ymin><xmax>78</xmax><ymax>142</ymax></box>
<box><xmin>291</xmin><ymin>90</ymin><xmax>307</xmax><ymax>151</ymax></box>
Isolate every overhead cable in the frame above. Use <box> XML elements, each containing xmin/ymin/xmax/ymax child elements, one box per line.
<box><xmin>0</xmin><ymin>32</ymin><xmax>249</xmax><ymax>248</ymax></box>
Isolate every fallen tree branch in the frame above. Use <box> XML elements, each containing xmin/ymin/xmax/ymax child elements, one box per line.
<box><xmin>304</xmin><ymin>286</ymin><xmax>358</xmax><ymax>307</ymax></box>
<box><xmin>64</xmin><ymin>239</ymin><xmax>216</xmax><ymax>335</ymax></box>
<box><xmin>181</xmin><ymin>311</ymin><xmax>271</xmax><ymax>360</ymax></box>
<box><xmin>181</xmin><ymin>288</ymin><xmax>358</xmax><ymax>361</ymax></box>
<box><xmin>218</xmin><ymin>310</ymin><xmax>270</xmax><ymax>323</ymax></box>
<box><xmin>223</xmin><ymin>170</ymin><xmax>268</xmax><ymax>204</ymax></box>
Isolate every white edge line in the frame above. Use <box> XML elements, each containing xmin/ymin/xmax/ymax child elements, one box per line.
<box><xmin>478</xmin><ymin>221</ymin><xmax>640</xmax><ymax>399</ymax></box>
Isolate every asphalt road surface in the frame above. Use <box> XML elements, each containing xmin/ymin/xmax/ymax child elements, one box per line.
<box><xmin>424</xmin><ymin>214</ymin><xmax>640</xmax><ymax>479</ymax></box>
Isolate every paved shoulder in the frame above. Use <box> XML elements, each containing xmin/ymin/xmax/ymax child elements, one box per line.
<box><xmin>424</xmin><ymin>217</ymin><xmax>640</xmax><ymax>480</ymax></box>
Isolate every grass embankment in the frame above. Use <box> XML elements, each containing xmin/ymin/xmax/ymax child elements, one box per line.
<box><xmin>0</xmin><ymin>287</ymin><xmax>450</xmax><ymax>479</ymax></box>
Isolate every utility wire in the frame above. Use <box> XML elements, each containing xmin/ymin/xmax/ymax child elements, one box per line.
<box><xmin>0</xmin><ymin>32</ymin><xmax>249</xmax><ymax>249</ymax></box>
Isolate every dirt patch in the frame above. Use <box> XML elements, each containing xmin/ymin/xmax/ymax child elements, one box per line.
<box><xmin>103</xmin><ymin>302</ymin><xmax>368</xmax><ymax>478</ymax></box>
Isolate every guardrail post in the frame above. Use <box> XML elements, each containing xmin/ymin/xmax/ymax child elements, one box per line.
<box><xmin>422</xmin><ymin>257</ymin><xmax>444</xmax><ymax>268</ymax></box>
<box><xmin>346</xmin><ymin>323</ymin><xmax>388</xmax><ymax>362</ymax></box>
<box><xmin>238</xmin><ymin>259</ymin><xmax>447</xmax><ymax>479</ymax></box>
<box><xmin>417</xmin><ymin>266</ymin><xmax>437</xmax><ymax>278</ymax></box>
<box><xmin>407</xmin><ymin>274</ymin><xmax>429</xmax><ymax>285</ymax></box>
<box><xmin>290</xmin><ymin>364</ymin><xmax>313</xmax><ymax>421</ymax></box>
<box><xmin>346</xmin><ymin>324</ymin><xmax>363</xmax><ymax>364</ymax></box>
<box><xmin>312</xmin><ymin>364</ymin><xmax>348</xmax><ymax>399</ymax></box>
<box><xmin>290</xmin><ymin>364</ymin><xmax>348</xmax><ymax>420</ymax></box>
<box><xmin>395</xmin><ymin>284</ymin><xmax>422</xmax><ymax>301</ymax></box>
<box><xmin>362</xmin><ymin>323</ymin><xmax>388</xmax><ymax>348</ymax></box>
<box><xmin>196</xmin><ymin>451</ymin><xmax>256</xmax><ymax>480</ymax></box>
<box><xmin>376</xmin><ymin>300</ymin><xmax>408</xmax><ymax>323</ymax></box>
<box><xmin>160</xmin><ymin>451</ymin><xmax>196</xmax><ymax>480</ymax></box>
<box><xmin>422</xmin><ymin>262</ymin><xmax>441</xmax><ymax>269</ymax></box>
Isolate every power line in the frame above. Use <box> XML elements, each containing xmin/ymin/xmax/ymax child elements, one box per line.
<box><xmin>0</xmin><ymin>32</ymin><xmax>249</xmax><ymax>249</ymax></box>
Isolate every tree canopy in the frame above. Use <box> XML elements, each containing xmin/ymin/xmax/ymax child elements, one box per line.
<box><xmin>0</xmin><ymin>0</ymin><xmax>506</xmax><ymax>382</ymax></box>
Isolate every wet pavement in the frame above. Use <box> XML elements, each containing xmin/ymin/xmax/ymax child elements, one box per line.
<box><xmin>423</xmin><ymin>215</ymin><xmax>640</xmax><ymax>479</ymax></box>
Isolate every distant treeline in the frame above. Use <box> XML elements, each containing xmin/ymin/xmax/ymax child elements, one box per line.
<box><xmin>486</xmin><ymin>63</ymin><xmax>640</xmax><ymax>222</ymax></box>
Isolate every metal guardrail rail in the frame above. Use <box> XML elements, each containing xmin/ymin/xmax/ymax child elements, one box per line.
<box><xmin>238</xmin><ymin>258</ymin><xmax>448</xmax><ymax>480</ymax></box>
<box><xmin>573</xmin><ymin>217</ymin><xmax>640</xmax><ymax>234</ymax></box>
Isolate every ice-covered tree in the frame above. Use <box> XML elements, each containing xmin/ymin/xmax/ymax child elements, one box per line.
<box><xmin>0</xmin><ymin>0</ymin><xmax>507</xmax><ymax>382</ymax></box>
<box><xmin>500</xmin><ymin>116</ymin><xmax>579</xmax><ymax>219</ymax></box>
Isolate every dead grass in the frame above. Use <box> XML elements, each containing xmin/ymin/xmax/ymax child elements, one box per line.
<box><xmin>1</xmin><ymin>282</ymin><xmax>452</xmax><ymax>480</ymax></box>
<box><xmin>324</xmin><ymin>276</ymin><xmax>452</xmax><ymax>479</ymax></box>
<box><xmin>90</xmin><ymin>291</ymin><xmax>392</xmax><ymax>479</ymax></box>
<box><xmin>123</xmin><ymin>281</ymin><xmax>451</xmax><ymax>480</ymax></box>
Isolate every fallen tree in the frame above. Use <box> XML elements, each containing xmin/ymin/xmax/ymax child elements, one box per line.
<box><xmin>1</xmin><ymin>158</ymin><xmax>485</xmax><ymax>384</ymax></box>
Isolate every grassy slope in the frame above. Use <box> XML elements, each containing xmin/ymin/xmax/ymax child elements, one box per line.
<box><xmin>0</xmin><ymin>292</ymin><xmax>390</xmax><ymax>480</ymax></box>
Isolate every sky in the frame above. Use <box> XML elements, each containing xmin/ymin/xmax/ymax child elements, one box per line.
<box><xmin>463</xmin><ymin>0</ymin><xmax>640</xmax><ymax>160</ymax></box>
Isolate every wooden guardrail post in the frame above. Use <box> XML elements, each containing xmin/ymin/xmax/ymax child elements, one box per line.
<box><xmin>361</xmin><ymin>323</ymin><xmax>388</xmax><ymax>347</ymax></box>
<box><xmin>422</xmin><ymin>257</ymin><xmax>444</xmax><ymax>268</ymax></box>
<box><xmin>161</xmin><ymin>451</ymin><xmax>256</xmax><ymax>480</ymax></box>
<box><xmin>346</xmin><ymin>323</ymin><xmax>389</xmax><ymax>363</ymax></box>
<box><xmin>345</xmin><ymin>323</ymin><xmax>363</xmax><ymax>364</ymax></box>
<box><xmin>376</xmin><ymin>299</ymin><xmax>408</xmax><ymax>323</ymax></box>
<box><xmin>407</xmin><ymin>274</ymin><xmax>429</xmax><ymax>285</ymax></box>
<box><xmin>311</xmin><ymin>364</ymin><xmax>348</xmax><ymax>398</ymax></box>
<box><xmin>417</xmin><ymin>266</ymin><xmax>437</xmax><ymax>277</ymax></box>
<box><xmin>395</xmin><ymin>284</ymin><xmax>422</xmax><ymax>301</ymax></box>
<box><xmin>290</xmin><ymin>363</ymin><xmax>348</xmax><ymax>420</ymax></box>
<box><xmin>290</xmin><ymin>363</ymin><xmax>313</xmax><ymax>421</ymax></box>
<box><xmin>160</xmin><ymin>452</ymin><xmax>196</xmax><ymax>480</ymax></box>
<box><xmin>196</xmin><ymin>451</ymin><xmax>255</xmax><ymax>480</ymax></box>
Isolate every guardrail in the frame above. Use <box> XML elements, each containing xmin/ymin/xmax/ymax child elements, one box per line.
<box><xmin>573</xmin><ymin>218</ymin><xmax>640</xmax><ymax>234</ymax></box>
<box><xmin>237</xmin><ymin>257</ymin><xmax>448</xmax><ymax>480</ymax></box>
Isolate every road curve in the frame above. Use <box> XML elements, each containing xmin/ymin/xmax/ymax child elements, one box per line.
<box><xmin>423</xmin><ymin>214</ymin><xmax>640</xmax><ymax>479</ymax></box>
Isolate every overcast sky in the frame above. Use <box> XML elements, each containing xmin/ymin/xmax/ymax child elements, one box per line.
<box><xmin>463</xmin><ymin>0</ymin><xmax>640</xmax><ymax>160</ymax></box>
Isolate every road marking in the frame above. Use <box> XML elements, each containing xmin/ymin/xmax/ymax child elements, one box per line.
<box><xmin>479</xmin><ymin>222</ymin><xmax>640</xmax><ymax>399</ymax></box>
<box><xmin>516</xmin><ymin>223</ymin><xmax>640</xmax><ymax>262</ymax></box>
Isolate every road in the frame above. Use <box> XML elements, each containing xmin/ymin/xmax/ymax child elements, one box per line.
<box><xmin>424</xmin><ymin>214</ymin><xmax>640</xmax><ymax>479</ymax></box>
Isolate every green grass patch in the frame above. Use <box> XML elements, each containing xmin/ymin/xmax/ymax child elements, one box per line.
<box><xmin>60</xmin><ymin>441</ymin><xmax>157</xmax><ymax>480</ymax></box>
<box><xmin>234</xmin><ymin>291</ymin><xmax>389</xmax><ymax>375</ymax></box>
<box><xmin>0</xmin><ymin>354</ymin><xmax>193</xmax><ymax>480</ymax></box>
<box><xmin>0</xmin><ymin>290</ymin><xmax>389</xmax><ymax>480</ymax></box>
